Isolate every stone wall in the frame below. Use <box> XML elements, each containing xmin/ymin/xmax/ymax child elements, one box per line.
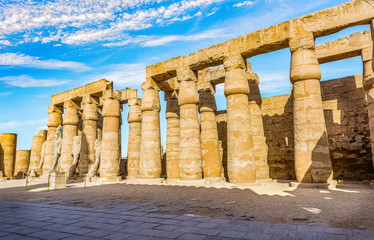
<box><xmin>217</xmin><ymin>74</ymin><xmax>374</xmax><ymax>181</ymax></box>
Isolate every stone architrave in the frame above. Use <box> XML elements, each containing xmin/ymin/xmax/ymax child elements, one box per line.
<box><xmin>178</xmin><ymin>68</ymin><xmax>203</xmax><ymax>181</ymax></box>
<box><xmin>43</xmin><ymin>106</ymin><xmax>62</xmax><ymax>173</ymax></box>
<box><xmin>14</xmin><ymin>150</ymin><xmax>30</xmax><ymax>176</ymax></box>
<box><xmin>47</xmin><ymin>125</ymin><xmax>63</xmax><ymax>173</ymax></box>
<box><xmin>289</xmin><ymin>30</ymin><xmax>333</xmax><ymax>183</ymax></box>
<box><xmin>198</xmin><ymin>82</ymin><xmax>222</xmax><ymax>180</ymax></box>
<box><xmin>60</xmin><ymin>100</ymin><xmax>79</xmax><ymax>174</ymax></box>
<box><xmin>247</xmin><ymin>68</ymin><xmax>270</xmax><ymax>180</ymax></box>
<box><xmin>165</xmin><ymin>92</ymin><xmax>180</xmax><ymax>180</ymax></box>
<box><xmin>127</xmin><ymin>98</ymin><xmax>142</xmax><ymax>180</ymax></box>
<box><xmin>80</xmin><ymin>96</ymin><xmax>99</xmax><ymax>175</ymax></box>
<box><xmin>88</xmin><ymin>139</ymin><xmax>101</xmax><ymax>177</ymax></box>
<box><xmin>0</xmin><ymin>133</ymin><xmax>17</xmax><ymax>178</ymax></box>
<box><xmin>100</xmin><ymin>96</ymin><xmax>121</xmax><ymax>180</ymax></box>
<box><xmin>139</xmin><ymin>81</ymin><xmax>162</xmax><ymax>179</ymax></box>
<box><xmin>69</xmin><ymin>136</ymin><xmax>82</xmax><ymax>177</ymax></box>
<box><xmin>224</xmin><ymin>53</ymin><xmax>256</xmax><ymax>183</ymax></box>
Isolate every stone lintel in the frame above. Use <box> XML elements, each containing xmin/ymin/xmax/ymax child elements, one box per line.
<box><xmin>317</xmin><ymin>30</ymin><xmax>372</xmax><ymax>64</ymax></box>
<box><xmin>146</xmin><ymin>0</ymin><xmax>374</xmax><ymax>80</ymax></box>
<box><xmin>51</xmin><ymin>79</ymin><xmax>113</xmax><ymax>106</ymax></box>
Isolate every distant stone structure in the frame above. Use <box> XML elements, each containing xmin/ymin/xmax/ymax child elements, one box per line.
<box><xmin>0</xmin><ymin>0</ymin><xmax>373</xmax><ymax>184</ymax></box>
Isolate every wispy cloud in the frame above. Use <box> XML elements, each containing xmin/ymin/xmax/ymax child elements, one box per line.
<box><xmin>0</xmin><ymin>118</ymin><xmax>47</xmax><ymax>132</ymax></box>
<box><xmin>0</xmin><ymin>53</ymin><xmax>92</xmax><ymax>72</ymax></box>
<box><xmin>0</xmin><ymin>75</ymin><xmax>70</xmax><ymax>88</ymax></box>
<box><xmin>105</xmin><ymin>29</ymin><xmax>230</xmax><ymax>47</ymax></box>
<box><xmin>0</xmin><ymin>0</ymin><xmax>224</xmax><ymax>46</ymax></box>
<box><xmin>0</xmin><ymin>92</ymin><xmax>12</xmax><ymax>97</ymax></box>
<box><xmin>233</xmin><ymin>1</ymin><xmax>256</xmax><ymax>8</ymax></box>
<box><xmin>89</xmin><ymin>63</ymin><xmax>146</xmax><ymax>88</ymax></box>
<box><xmin>257</xmin><ymin>72</ymin><xmax>291</xmax><ymax>95</ymax></box>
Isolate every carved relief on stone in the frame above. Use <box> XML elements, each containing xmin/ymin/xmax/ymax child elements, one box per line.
<box><xmin>47</xmin><ymin>125</ymin><xmax>63</xmax><ymax>173</ymax></box>
<box><xmin>88</xmin><ymin>139</ymin><xmax>101</xmax><ymax>177</ymax></box>
<box><xmin>69</xmin><ymin>136</ymin><xmax>82</xmax><ymax>177</ymax></box>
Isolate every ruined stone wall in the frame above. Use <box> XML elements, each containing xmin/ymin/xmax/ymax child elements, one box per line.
<box><xmin>262</xmin><ymin>74</ymin><xmax>374</xmax><ymax>180</ymax></box>
<box><xmin>217</xmin><ymin>74</ymin><xmax>374</xmax><ymax>180</ymax></box>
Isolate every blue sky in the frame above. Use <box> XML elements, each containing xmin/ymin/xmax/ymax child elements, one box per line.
<box><xmin>0</xmin><ymin>0</ymin><xmax>369</xmax><ymax>155</ymax></box>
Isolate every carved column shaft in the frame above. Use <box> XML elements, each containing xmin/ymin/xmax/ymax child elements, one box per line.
<box><xmin>80</xmin><ymin>97</ymin><xmax>98</xmax><ymax>174</ymax></box>
<box><xmin>198</xmin><ymin>86</ymin><xmax>222</xmax><ymax>180</ymax></box>
<box><xmin>247</xmin><ymin>71</ymin><xmax>269</xmax><ymax>180</ymax></box>
<box><xmin>362</xmin><ymin>45</ymin><xmax>374</xmax><ymax>168</ymax></box>
<box><xmin>178</xmin><ymin>70</ymin><xmax>202</xmax><ymax>181</ymax></box>
<box><xmin>43</xmin><ymin>107</ymin><xmax>62</xmax><ymax>173</ymax></box>
<box><xmin>224</xmin><ymin>55</ymin><xmax>256</xmax><ymax>183</ymax></box>
<box><xmin>139</xmin><ymin>81</ymin><xmax>161</xmax><ymax>179</ymax></box>
<box><xmin>28</xmin><ymin>133</ymin><xmax>46</xmax><ymax>174</ymax></box>
<box><xmin>127</xmin><ymin>98</ymin><xmax>142</xmax><ymax>179</ymax></box>
<box><xmin>290</xmin><ymin>33</ymin><xmax>332</xmax><ymax>183</ymax></box>
<box><xmin>165</xmin><ymin>93</ymin><xmax>180</xmax><ymax>180</ymax></box>
<box><xmin>100</xmin><ymin>97</ymin><xmax>120</xmax><ymax>179</ymax></box>
<box><xmin>60</xmin><ymin>101</ymin><xmax>79</xmax><ymax>173</ymax></box>
<box><xmin>14</xmin><ymin>150</ymin><xmax>30</xmax><ymax>175</ymax></box>
<box><xmin>0</xmin><ymin>133</ymin><xmax>17</xmax><ymax>178</ymax></box>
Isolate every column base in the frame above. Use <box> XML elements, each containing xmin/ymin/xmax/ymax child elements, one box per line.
<box><xmin>136</xmin><ymin>178</ymin><xmax>164</xmax><ymax>184</ymax></box>
<box><xmin>256</xmin><ymin>178</ymin><xmax>273</xmax><ymax>183</ymax></box>
<box><xmin>175</xmin><ymin>179</ymin><xmax>206</xmax><ymax>186</ymax></box>
<box><xmin>290</xmin><ymin>181</ymin><xmax>337</xmax><ymax>189</ymax></box>
<box><xmin>98</xmin><ymin>176</ymin><xmax>123</xmax><ymax>183</ymax></box>
<box><xmin>126</xmin><ymin>175</ymin><xmax>138</xmax><ymax>180</ymax></box>
<box><xmin>49</xmin><ymin>172</ymin><xmax>66</xmax><ymax>189</ymax></box>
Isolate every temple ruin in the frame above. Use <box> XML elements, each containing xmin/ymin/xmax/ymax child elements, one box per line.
<box><xmin>0</xmin><ymin>0</ymin><xmax>374</xmax><ymax>187</ymax></box>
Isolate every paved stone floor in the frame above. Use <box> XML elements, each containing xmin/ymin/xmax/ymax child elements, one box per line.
<box><xmin>0</xmin><ymin>200</ymin><xmax>373</xmax><ymax>240</ymax></box>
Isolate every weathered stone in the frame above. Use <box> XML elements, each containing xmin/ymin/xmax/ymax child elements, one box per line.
<box><xmin>165</xmin><ymin>92</ymin><xmax>180</xmax><ymax>180</ymax></box>
<box><xmin>290</xmin><ymin>32</ymin><xmax>333</xmax><ymax>183</ymax></box>
<box><xmin>14</xmin><ymin>150</ymin><xmax>30</xmax><ymax>176</ymax></box>
<box><xmin>127</xmin><ymin>98</ymin><xmax>142</xmax><ymax>179</ymax></box>
<box><xmin>0</xmin><ymin>133</ymin><xmax>17</xmax><ymax>178</ymax></box>
<box><xmin>100</xmin><ymin>97</ymin><xmax>121</xmax><ymax>180</ymax></box>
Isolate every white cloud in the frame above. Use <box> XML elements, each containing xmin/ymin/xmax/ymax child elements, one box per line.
<box><xmin>0</xmin><ymin>118</ymin><xmax>48</xmax><ymax>132</ymax></box>
<box><xmin>233</xmin><ymin>1</ymin><xmax>256</xmax><ymax>7</ymax></box>
<box><xmin>90</xmin><ymin>63</ymin><xmax>146</xmax><ymax>88</ymax></box>
<box><xmin>257</xmin><ymin>72</ymin><xmax>291</xmax><ymax>95</ymax></box>
<box><xmin>0</xmin><ymin>75</ymin><xmax>70</xmax><ymax>88</ymax></box>
<box><xmin>0</xmin><ymin>0</ymin><xmax>224</xmax><ymax>46</ymax></box>
<box><xmin>0</xmin><ymin>92</ymin><xmax>12</xmax><ymax>97</ymax></box>
<box><xmin>104</xmin><ymin>29</ymin><xmax>230</xmax><ymax>47</ymax></box>
<box><xmin>0</xmin><ymin>53</ymin><xmax>92</xmax><ymax>71</ymax></box>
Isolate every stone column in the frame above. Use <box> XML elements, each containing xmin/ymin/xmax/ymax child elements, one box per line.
<box><xmin>198</xmin><ymin>83</ymin><xmax>222</xmax><ymax>180</ymax></box>
<box><xmin>165</xmin><ymin>92</ymin><xmax>180</xmax><ymax>180</ymax></box>
<box><xmin>224</xmin><ymin>54</ymin><xmax>256</xmax><ymax>183</ymax></box>
<box><xmin>14</xmin><ymin>150</ymin><xmax>30</xmax><ymax>175</ymax></box>
<box><xmin>80</xmin><ymin>96</ymin><xmax>98</xmax><ymax>174</ymax></box>
<box><xmin>362</xmin><ymin>46</ymin><xmax>374</xmax><ymax>169</ymax></box>
<box><xmin>127</xmin><ymin>98</ymin><xmax>142</xmax><ymax>180</ymax></box>
<box><xmin>100</xmin><ymin>96</ymin><xmax>121</xmax><ymax>180</ymax></box>
<box><xmin>43</xmin><ymin>106</ymin><xmax>62</xmax><ymax>173</ymax></box>
<box><xmin>60</xmin><ymin>100</ymin><xmax>79</xmax><ymax>174</ymax></box>
<box><xmin>178</xmin><ymin>68</ymin><xmax>202</xmax><ymax>181</ymax></box>
<box><xmin>247</xmin><ymin>69</ymin><xmax>270</xmax><ymax>180</ymax></box>
<box><xmin>28</xmin><ymin>132</ymin><xmax>47</xmax><ymax>174</ymax></box>
<box><xmin>289</xmin><ymin>33</ymin><xmax>333</xmax><ymax>183</ymax></box>
<box><xmin>139</xmin><ymin>81</ymin><xmax>162</xmax><ymax>179</ymax></box>
<box><xmin>0</xmin><ymin>133</ymin><xmax>17</xmax><ymax>178</ymax></box>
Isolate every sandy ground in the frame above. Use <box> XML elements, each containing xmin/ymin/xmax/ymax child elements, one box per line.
<box><xmin>0</xmin><ymin>179</ymin><xmax>373</xmax><ymax>231</ymax></box>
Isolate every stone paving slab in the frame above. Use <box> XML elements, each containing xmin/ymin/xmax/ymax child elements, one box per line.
<box><xmin>0</xmin><ymin>200</ymin><xmax>373</xmax><ymax>240</ymax></box>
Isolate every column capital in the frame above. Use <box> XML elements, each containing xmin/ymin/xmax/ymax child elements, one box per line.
<box><xmin>223</xmin><ymin>54</ymin><xmax>246</xmax><ymax>71</ymax></box>
<box><xmin>48</xmin><ymin>105</ymin><xmax>63</xmax><ymax>114</ymax></box>
<box><xmin>177</xmin><ymin>67</ymin><xmax>197</xmax><ymax>83</ymax></box>
<box><xmin>141</xmin><ymin>81</ymin><xmax>161</xmax><ymax>112</ymax></box>
<box><xmin>165</xmin><ymin>92</ymin><xmax>180</xmax><ymax>119</ymax></box>
<box><xmin>102</xmin><ymin>97</ymin><xmax>120</xmax><ymax>118</ymax></box>
<box><xmin>128</xmin><ymin>98</ymin><xmax>142</xmax><ymax>123</ymax></box>
<box><xmin>362</xmin><ymin>46</ymin><xmax>374</xmax><ymax>90</ymax></box>
<box><xmin>63</xmin><ymin>100</ymin><xmax>79</xmax><ymax>126</ymax></box>
<box><xmin>289</xmin><ymin>33</ymin><xmax>321</xmax><ymax>84</ymax></box>
<box><xmin>178</xmin><ymin>79</ymin><xmax>199</xmax><ymax>106</ymax></box>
